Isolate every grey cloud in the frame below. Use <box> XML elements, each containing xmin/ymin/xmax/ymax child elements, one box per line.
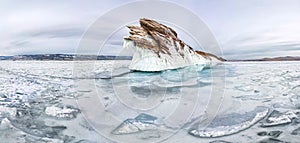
<box><xmin>2</xmin><ymin>26</ymin><xmax>85</xmax><ymax>55</ymax></box>
<box><xmin>1</xmin><ymin>0</ymin><xmax>300</xmax><ymax>57</ymax></box>
<box><xmin>222</xmin><ymin>27</ymin><xmax>300</xmax><ymax>59</ymax></box>
<box><xmin>9</xmin><ymin>40</ymin><xmax>30</xmax><ymax>47</ymax></box>
<box><xmin>29</xmin><ymin>27</ymin><xmax>85</xmax><ymax>38</ymax></box>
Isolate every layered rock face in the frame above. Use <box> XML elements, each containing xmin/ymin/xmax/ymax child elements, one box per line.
<box><xmin>124</xmin><ymin>18</ymin><xmax>224</xmax><ymax>72</ymax></box>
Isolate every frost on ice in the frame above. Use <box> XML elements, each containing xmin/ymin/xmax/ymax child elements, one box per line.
<box><xmin>123</xmin><ymin>18</ymin><xmax>225</xmax><ymax>72</ymax></box>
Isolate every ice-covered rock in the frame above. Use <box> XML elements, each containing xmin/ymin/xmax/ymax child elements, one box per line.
<box><xmin>124</xmin><ymin>18</ymin><xmax>224</xmax><ymax>72</ymax></box>
<box><xmin>188</xmin><ymin>106</ymin><xmax>269</xmax><ymax>138</ymax></box>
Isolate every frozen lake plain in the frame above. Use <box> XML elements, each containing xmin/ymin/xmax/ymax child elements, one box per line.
<box><xmin>0</xmin><ymin>61</ymin><xmax>300</xmax><ymax>143</ymax></box>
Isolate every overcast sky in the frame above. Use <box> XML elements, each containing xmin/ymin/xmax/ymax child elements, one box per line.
<box><xmin>1</xmin><ymin>0</ymin><xmax>300</xmax><ymax>59</ymax></box>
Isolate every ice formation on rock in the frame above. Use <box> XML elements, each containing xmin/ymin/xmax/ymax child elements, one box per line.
<box><xmin>124</xmin><ymin>18</ymin><xmax>224</xmax><ymax>72</ymax></box>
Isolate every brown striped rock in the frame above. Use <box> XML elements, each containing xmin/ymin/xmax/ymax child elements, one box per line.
<box><xmin>124</xmin><ymin>18</ymin><xmax>224</xmax><ymax>71</ymax></box>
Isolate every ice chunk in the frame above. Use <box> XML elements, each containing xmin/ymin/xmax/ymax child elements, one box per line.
<box><xmin>261</xmin><ymin>110</ymin><xmax>297</xmax><ymax>127</ymax></box>
<box><xmin>111</xmin><ymin>113</ymin><xmax>162</xmax><ymax>135</ymax></box>
<box><xmin>0</xmin><ymin>106</ymin><xmax>17</xmax><ymax>117</ymax></box>
<box><xmin>189</xmin><ymin>106</ymin><xmax>269</xmax><ymax>138</ymax></box>
<box><xmin>134</xmin><ymin>113</ymin><xmax>158</xmax><ymax>124</ymax></box>
<box><xmin>0</xmin><ymin>118</ymin><xmax>13</xmax><ymax>130</ymax></box>
<box><xmin>45</xmin><ymin>105</ymin><xmax>80</xmax><ymax>120</ymax></box>
<box><xmin>257</xmin><ymin>131</ymin><xmax>283</xmax><ymax>138</ymax></box>
<box><xmin>268</xmin><ymin>131</ymin><xmax>283</xmax><ymax>138</ymax></box>
<box><xmin>111</xmin><ymin>119</ymin><xmax>158</xmax><ymax>135</ymax></box>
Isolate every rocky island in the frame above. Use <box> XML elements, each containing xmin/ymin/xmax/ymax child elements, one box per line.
<box><xmin>124</xmin><ymin>18</ymin><xmax>225</xmax><ymax>72</ymax></box>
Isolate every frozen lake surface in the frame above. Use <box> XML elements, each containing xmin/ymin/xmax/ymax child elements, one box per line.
<box><xmin>0</xmin><ymin>61</ymin><xmax>300</xmax><ymax>143</ymax></box>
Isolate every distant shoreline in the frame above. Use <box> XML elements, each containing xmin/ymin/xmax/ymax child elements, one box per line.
<box><xmin>0</xmin><ymin>54</ymin><xmax>299</xmax><ymax>62</ymax></box>
<box><xmin>0</xmin><ymin>54</ymin><xmax>132</xmax><ymax>61</ymax></box>
<box><xmin>227</xmin><ymin>56</ymin><xmax>300</xmax><ymax>62</ymax></box>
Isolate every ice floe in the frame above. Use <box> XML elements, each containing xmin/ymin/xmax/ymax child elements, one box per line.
<box><xmin>189</xmin><ymin>106</ymin><xmax>269</xmax><ymax>138</ymax></box>
<box><xmin>261</xmin><ymin>110</ymin><xmax>297</xmax><ymax>127</ymax></box>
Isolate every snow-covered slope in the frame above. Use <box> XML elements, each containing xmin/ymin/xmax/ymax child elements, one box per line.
<box><xmin>124</xmin><ymin>18</ymin><xmax>224</xmax><ymax>72</ymax></box>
